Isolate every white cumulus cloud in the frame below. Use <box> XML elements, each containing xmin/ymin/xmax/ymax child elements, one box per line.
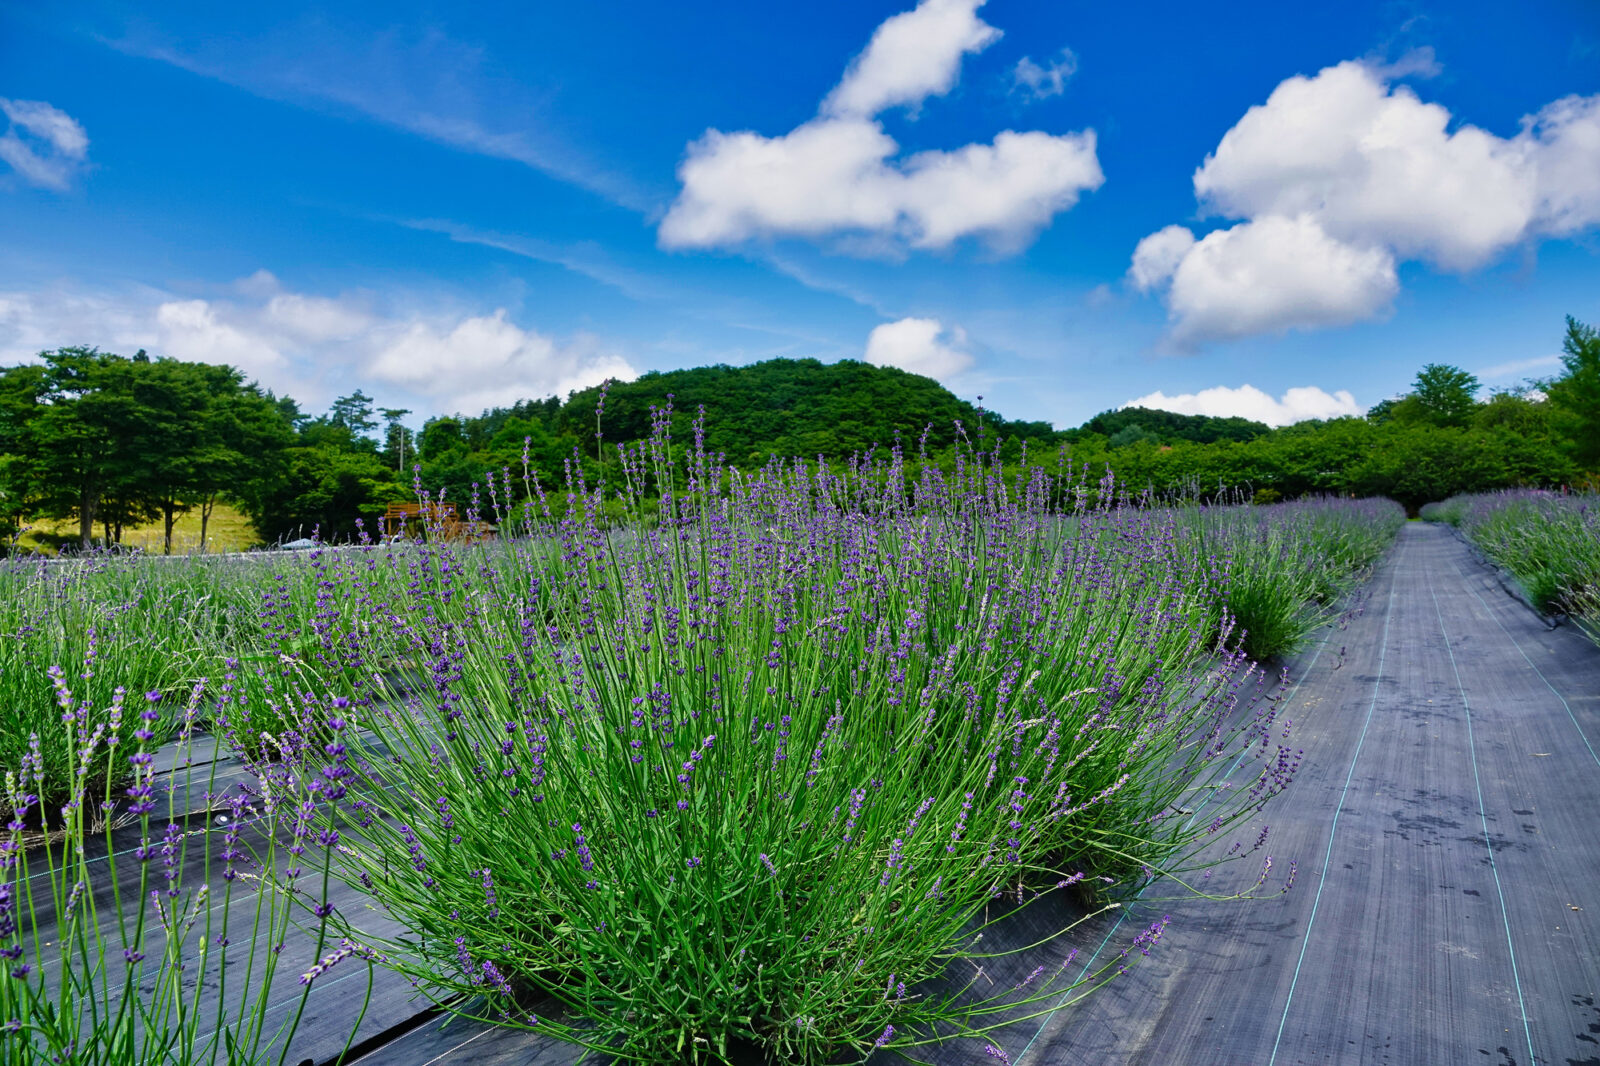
<box><xmin>864</xmin><ymin>317</ymin><xmax>973</xmax><ymax>382</ymax></box>
<box><xmin>660</xmin><ymin>0</ymin><xmax>1103</xmax><ymax>254</ymax></box>
<box><xmin>0</xmin><ymin>98</ymin><xmax>90</xmax><ymax>190</ymax></box>
<box><xmin>369</xmin><ymin>310</ymin><xmax>634</xmax><ymax>413</ymax></box>
<box><xmin>0</xmin><ymin>274</ymin><xmax>636</xmax><ymax>416</ymax></box>
<box><xmin>263</xmin><ymin>291</ymin><xmax>375</xmax><ymax>343</ymax></box>
<box><xmin>1130</xmin><ymin>60</ymin><xmax>1600</xmax><ymax>344</ymax></box>
<box><xmin>1125</xmin><ymin>384</ymin><xmax>1362</xmax><ymax>427</ymax></box>
<box><xmin>823</xmin><ymin>0</ymin><xmax>1001</xmax><ymax>118</ymax></box>
<box><xmin>1164</xmin><ymin>215</ymin><xmax>1399</xmax><ymax>345</ymax></box>
<box><xmin>1128</xmin><ymin>225</ymin><xmax>1197</xmax><ymax>292</ymax></box>
<box><xmin>155</xmin><ymin>299</ymin><xmax>289</xmax><ymax>379</ymax></box>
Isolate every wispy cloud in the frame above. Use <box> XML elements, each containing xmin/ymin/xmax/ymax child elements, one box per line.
<box><xmin>1011</xmin><ymin>48</ymin><xmax>1077</xmax><ymax>101</ymax></box>
<box><xmin>395</xmin><ymin>215</ymin><xmax>869</xmax><ymax>354</ymax></box>
<box><xmin>1476</xmin><ymin>353</ymin><xmax>1561</xmax><ymax>380</ymax></box>
<box><xmin>401</xmin><ymin>218</ymin><xmax>678</xmax><ymax>303</ymax></box>
<box><xmin>99</xmin><ymin>19</ymin><xmax>663</xmax><ymax>213</ymax></box>
<box><xmin>0</xmin><ymin>98</ymin><xmax>90</xmax><ymax>190</ymax></box>
<box><xmin>762</xmin><ymin>255</ymin><xmax>893</xmax><ymax>315</ymax></box>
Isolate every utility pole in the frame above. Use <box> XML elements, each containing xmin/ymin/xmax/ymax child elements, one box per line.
<box><xmin>380</xmin><ymin>408</ymin><xmax>412</xmax><ymax>472</ymax></box>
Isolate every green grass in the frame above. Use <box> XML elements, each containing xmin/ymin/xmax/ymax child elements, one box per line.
<box><xmin>13</xmin><ymin>503</ymin><xmax>261</xmax><ymax>556</ymax></box>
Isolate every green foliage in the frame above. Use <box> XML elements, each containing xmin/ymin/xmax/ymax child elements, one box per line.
<box><xmin>3</xmin><ymin>316</ymin><xmax>1594</xmax><ymax>552</ymax></box>
<box><xmin>559</xmin><ymin>358</ymin><xmax>1052</xmax><ymax>459</ymax></box>
<box><xmin>408</xmin><ymin>359</ymin><xmax>1055</xmax><ymax>502</ymax></box>
<box><xmin>327</xmin><ymin>388</ymin><xmax>380</xmax><ymax>437</ymax></box>
<box><xmin>1432</xmin><ymin>491</ymin><xmax>1600</xmax><ymax>627</ymax></box>
<box><xmin>0</xmin><ymin>350</ymin><xmax>294</xmax><ymax>553</ymax></box>
<box><xmin>378</xmin><ymin>406</ymin><xmax>414</xmax><ymax>471</ymax></box>
<box><xmin>1086</xmin><ymin>411</ymin><xmax>1572</xmax><ymax>513</ymax></box>
<box><xmin>1546</xmin><ymin>316</ymin><xmax>1600</xmax><ymax>470</ymax></box>
<box><xmin>1404</xmin><ymin>363</ymin><xmax>1481</xmax><ymax>428</ymax></box>
<box><xmin>1080</xmin><ymin>406</ymin><xmax>1270</xmax><ymax>445</ymax></box>
<box><xmin>1108</xmin><ymin>423</ymin><xmax>1162</xmax><ymax>449</ymax></box>
<box><xmin>1472</xmin><ymin>389</ymin><xmax>1554</xmax><ymax>435</ymax></box>
<box><xmin>236</xmin><ymin>444</ymin><xmax>408</xmax><ymax>543</ymax></box>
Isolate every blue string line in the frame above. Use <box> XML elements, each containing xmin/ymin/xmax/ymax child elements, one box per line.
<box><xmin>1430</xmin><ymin>574</ymin><xmax>1537</xmax><ymax>1066</ymax></box>
<box><xmin>1456</xmin><ymin>560</ymin><xmax>1600</xmax><ymax>770</ymax></box>
<box><xmin>1012</xmin><ymin>619</ymin><xmax>1336</xmax><ymax>1065</ymax></box>
<box><xmin>1266</xmin><ymin>557</ymin><xmax>1400</xmax><ymax>1065</ymax></box>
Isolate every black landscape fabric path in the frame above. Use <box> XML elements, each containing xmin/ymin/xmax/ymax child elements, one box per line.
<box><xmin>342</xmin><ymin>521</ymin><xmax>1600</xmax><ymax>1066</ymax></box>
<box><xmin>1034</xmin><ymin>521</ymin><xmax>1600</xmax><ymax>1066</ymax></box>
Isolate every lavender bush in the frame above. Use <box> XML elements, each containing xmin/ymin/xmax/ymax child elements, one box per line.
<box><xmin>1424</xmin><ymin>489</ymin><xmax>1600</xmax><ymax>641</ymax></box>
<box><xmin>1186</xmin><ymin>497</ymin><xmax>1405</xmax><ymax>661</ymax></box>
<box><xmin>0</xmin><ymin>410</ymin><xmax>1406</xmax><ymax>1063</ymax></box>
<box><xmin>259</xmin><ymin>411</ymin><xmax>1318</xmax><ymax>1063</ymax></box>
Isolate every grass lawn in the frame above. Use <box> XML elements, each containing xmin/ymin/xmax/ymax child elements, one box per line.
<box><xmin>15</xmin><ymin>502</ymin><xmax>261</xmax><ymax>554</ymax></box>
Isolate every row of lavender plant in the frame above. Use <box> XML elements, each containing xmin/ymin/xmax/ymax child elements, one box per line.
<box><xmin>1422</xmin><ymin>489</ymin><xmax>1600</xmax><ymax>641</ymax></box>
<box><xmin>1184</xmin><ymin>497</ymin><xmax>1406</xmax><ymax>661</ymax></box>
<box><xmin>235</xmin><ymin>411</ymin><xmax>1333</xmax><ymax>1064</ymax></box>
<box><xmin>0</xmin><ymin>675</ymin><xmax>366</xmax><ymax>1066</ymax></box>
<box><xmin>0</xmin><ymin>551</ymin><xmax>231</xmax><ymax>810</ymax></box>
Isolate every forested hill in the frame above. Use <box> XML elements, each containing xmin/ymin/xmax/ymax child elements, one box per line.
<box><xmin>472</xmin><ymin>359</ymin><xmax>1056</xmax><ymax>465</ymax></box>
<box><xmin>1074</xmin><ymin>407</ymin><xmax>1271</xmax><ymax>446</ymax></box>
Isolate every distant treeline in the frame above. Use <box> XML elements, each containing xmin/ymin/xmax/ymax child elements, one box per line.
<box><xmin>2</xmin><ymin>318</ymin><xmax>1596</xmax><ymax>549</ymax></box>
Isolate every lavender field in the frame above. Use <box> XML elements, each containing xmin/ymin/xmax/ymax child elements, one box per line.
<box><xmin>7</xmin><ymin>0</ymin><xmax>1600</xmax><ymax>1060</ymax></box>
<box><xmin>4</xmin><ymin>423</ymin><xmax>1598</xmax><ymax>1066</ymax></box>
<box><xmin>0</xmin><ymin>416</ymin><xmax>1429</xmax><ymax>1065</ymax></box>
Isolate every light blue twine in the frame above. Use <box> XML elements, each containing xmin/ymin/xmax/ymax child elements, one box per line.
<box><xmin>1013</xmin><ymin>609</ymin><xmax>1339</xmax><ymax>1064</ymax></box>
<box><xmin>1431</xmin><ymin>574</ymin><xmax>1537</xmax><ymax>1065</ymax></box>
<box><xmin>1456</xmin><ymin>560</ymin><xmax>1600</xmax><ymax>769</ymax></box>
<box><xmin>1265</xmin><ymin>560</ymin><xmax>1399</xmax><ymax>1065</ymax></box>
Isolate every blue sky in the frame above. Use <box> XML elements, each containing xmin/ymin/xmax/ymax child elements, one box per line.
<box><xmin>1</xmin><ymin>0</ymin><xmax>1597</xmax><ymax>429</ymax></box>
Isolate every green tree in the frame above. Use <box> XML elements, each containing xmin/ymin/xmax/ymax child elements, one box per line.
<box><xmin>0</xmin><ymin>349</ymin><xmax>150</xmax><ymax>549</ymax></box>
<box><xmin>236</xmin><ymin>444</ymin><xmax>406</xmax><ymax>543</ymax></box>
<box><xmin>328</xmin><ymin>389</ymin><xmax>379</xmax><ymax>439</ymax></box>
<box><xmin>1407</xmin><ymin>363</ymin><xmax>1481</xmax><ymax>428</ymax></box>
<box><xmin>419</xmin><ymin>417</ymin><xmax>465</xmax><ymax>462</ymax></box>
<box><xmin>1365</xmin><ymin>397</ymin><xmax>1400</xmax><ymax>424</ymax></box>
<box><xmin>123</xmin><ymin>357</ymin><xmax>207</xmax><ymax>553</ymax></box>
<box><xmin>1472</xmin><ymin>389</ymin><xmax>1555</xmax><ymax>437</ymax></box>
<box><xmin>1108</xmin><ymin>424</ymin><xmax>1161</xmax><ymax>449</ymax></box>
<box><xmin>184</xmin><ymin>368</ymin><xmax>297</xmax><ymax>552</ymax></box>
<box><xmin>1082</xmin><ymin>406</ymin><xmax>1269</xmax><ymax>444</ymax></box>
<box><xmin>1546</xmin><ymin>315</ymin><xmax>1600</xmax><ymax>471</ymax></box>
<box><xmin>380</xmin><ymin>407</ymin><xmax>413</xmax><ymax>472</ymax></box>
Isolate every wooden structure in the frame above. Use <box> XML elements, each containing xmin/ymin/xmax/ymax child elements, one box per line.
<box><xmin>379</xmin><ymin>501</ymin><xmax>494</xmax><ymax>544</ymax></box>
